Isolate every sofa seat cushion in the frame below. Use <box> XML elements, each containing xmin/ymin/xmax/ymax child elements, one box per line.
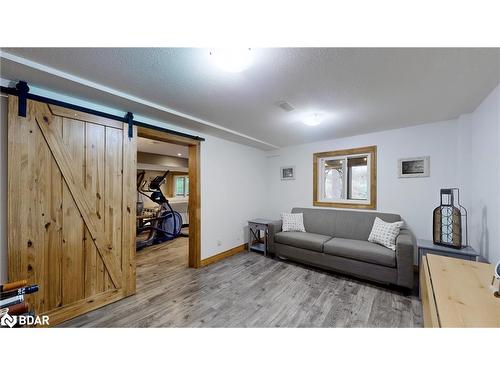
<box><xmin>274</xmin><ymin>232</ymin><xmax>332</xmax><ymax>253</ymax></box>
<box><xmin>323</xmin><ymin>237</ymin><xmax>396</xmax><ymax>267</ymax></box>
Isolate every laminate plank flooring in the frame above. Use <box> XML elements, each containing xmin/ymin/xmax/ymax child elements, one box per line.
<box><xmin>60</xmin><ymin>239</ymin><xmax>423</xmax><ymax>327</ymax></box>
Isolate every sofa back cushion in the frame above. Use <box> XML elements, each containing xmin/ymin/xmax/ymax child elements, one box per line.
<box><xmin>291</xmin><ymin>207</ymin><xmax>402</xmax><ymax>241</ymax></box>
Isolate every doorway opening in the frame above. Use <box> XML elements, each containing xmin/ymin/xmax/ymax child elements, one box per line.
<box><xmin>136</xmin><ymin>127</ymin><xmax>201</xmax><ymax>270</ymax></box>
<box><xmin>136</xmin><ymin>138</ymin><xmax>189</xmax><ymax>251</ymax></box>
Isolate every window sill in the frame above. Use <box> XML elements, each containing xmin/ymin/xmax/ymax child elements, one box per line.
<box><xmin>313</xmin><ymin>200</ymin><xmax>376</xmax><ymax>210</ymax></box>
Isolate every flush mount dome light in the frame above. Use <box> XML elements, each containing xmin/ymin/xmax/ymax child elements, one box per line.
<box><xmin>303</xmin><ymin>113</ymin><xmax>324</xmax><ymax>126</ymax></box>
<box><xmin>210</xmin><ymin>48</ymin><xmax>253</xmax><ymax>72</ymax></box>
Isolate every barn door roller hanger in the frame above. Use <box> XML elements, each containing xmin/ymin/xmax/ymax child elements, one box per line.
<box><xmin>1</xmin><ymin>81</ymin><xmax>205</xmax><ymax>142</ymax></box>
<box><xmin>15</xmin><ymin>81</ymin><xmax>29</xmax><ymax>117</ymax></box>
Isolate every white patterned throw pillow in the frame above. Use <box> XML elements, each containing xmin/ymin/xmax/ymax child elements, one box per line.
<box><xmin>368</xmin><ymin>217</ymin><xmax>404</xmax><ymax>251</ymax></box>
<box><xmin>281</xmin><ymin>212</ymin><xmax>306</xmax><ymax>232</ymax></box>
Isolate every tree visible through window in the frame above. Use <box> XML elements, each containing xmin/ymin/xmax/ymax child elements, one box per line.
<box><xmin>314</xmin><ymin>146</ymin><xmax>376</xmax><ymax>209</ymax></box>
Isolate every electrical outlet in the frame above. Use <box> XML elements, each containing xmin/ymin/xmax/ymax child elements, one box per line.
<box><xmin>217</xmin><ymin>240</ymin><xmax>222</xmax><ymax>247</ymax></box>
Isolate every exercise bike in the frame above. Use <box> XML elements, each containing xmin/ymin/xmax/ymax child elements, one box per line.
<box><xmin>136</xmin><ymin>171</ymin><xmax>187</xmax><ymax>250</ymax></box>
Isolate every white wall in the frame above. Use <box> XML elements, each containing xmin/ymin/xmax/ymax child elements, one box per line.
<box><xmin>458</xmin><ymin>84</ymin><xmax>500</xmax><ymax>264</ymax></box>
<box><xmin>265</xmin><ymin>119</ymin><xmax>461</xmax><ymax>241</ymax></box>
<box><xmin>201</xmin><ymin>135</ymin><xmax>267</xmax><ymax>258</ymax></box>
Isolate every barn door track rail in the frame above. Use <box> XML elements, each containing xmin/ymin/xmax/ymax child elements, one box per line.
<box><xmin>1</xmin><ymin>81</ymin><xmax>205</xmax><ymax>141</ymax></box>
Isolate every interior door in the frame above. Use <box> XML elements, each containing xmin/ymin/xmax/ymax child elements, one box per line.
<box><xmin>7</xmin><ymin>96</ymin><xmax>136</xmax><ymax>325</ymax></box>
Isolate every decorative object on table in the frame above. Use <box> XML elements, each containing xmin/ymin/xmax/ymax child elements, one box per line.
<box><xmin>492</xmin><ymin>261</ymin><xmax>500</xmax><ymax>298</ymax></box>
<box><xmin>398</xmin><ymin>156</ymin><xmax>430</xmax><ymax>178</ymax></box>
<box><xmin>432</xmin><ymin>188</ymin><xmax>468</xmax><ymax>249</ymax></box>
<box><xmin>280</xmin><ymin>166</ymin><xmax>295</xmax><ymax>180</ymax></box>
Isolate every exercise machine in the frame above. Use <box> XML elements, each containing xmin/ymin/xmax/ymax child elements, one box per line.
<box><xmin>136</xmin><ymin>171</ymin><xmax>187</xmax><ymax>250</ymax></box>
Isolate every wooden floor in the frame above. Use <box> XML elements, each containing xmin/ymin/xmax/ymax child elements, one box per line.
<box><xmin>60</xmin><ymin>239</ymin><xmax>423</xmax><ymax>328</ymax></box>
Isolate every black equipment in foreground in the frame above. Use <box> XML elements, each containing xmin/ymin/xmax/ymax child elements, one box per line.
<box><xmin>0</xmin><ymin>282</ymin><xmax>40</xmax><ymax>328</ymax></box>
<box><xmin>0</xmin><ymin>285</ymin><xmax>39</xmax><ymax>300</ymax></box>
<box><xmin>136</xmin><ymin>171</ymin><xmax>187</xmax><ymax>250</ymax></box>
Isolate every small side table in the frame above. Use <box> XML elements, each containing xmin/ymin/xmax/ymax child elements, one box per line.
<box><xmin>417</xmin><ymin>239</ymin><xmax>479</xmax><ymax>267</ymax></box>
<box><xmin>248</xmin><ymin>219</ymin><xmax>274</xmax><ymax>256</ymax></box>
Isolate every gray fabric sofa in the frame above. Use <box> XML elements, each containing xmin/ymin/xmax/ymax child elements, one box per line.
<box><xmin>268</xmin><ymin>208</ymin><xmax>415</xmax><ymax>289</ymax></box>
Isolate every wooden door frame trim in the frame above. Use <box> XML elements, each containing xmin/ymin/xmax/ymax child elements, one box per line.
<box><xmin>137</xmin><ymin>127</ymin><xmax>201</xmax><ymax>268</ymax></box>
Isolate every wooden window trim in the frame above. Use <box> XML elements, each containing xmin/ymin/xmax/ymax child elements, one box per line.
<box><xmin>313</xmin><ymin>145</ymin><xmax>377</xmax><ymax>210</ymax></box>
<box><xmin>163</xmin><ymin>171</ymin><xmax>189</xmax><ymax>197</ymax></box>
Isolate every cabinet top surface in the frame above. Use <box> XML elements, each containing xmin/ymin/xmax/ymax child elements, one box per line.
<box><xmin>417</xmin><ymin>239</ymin><xmax>478</xmax><ymax>256</ymax></box>
<box><xmin>426</xmin><ymin>254</ymin><xmax>500</xmax><ymax>327</ymax></box>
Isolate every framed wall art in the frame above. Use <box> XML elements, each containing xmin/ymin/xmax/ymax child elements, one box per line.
<box><xmin>398</xmin><ymin>156</ymin><xmax>430</xmax><ymax>178</ymax></box>
<box><xmin>281</xmin><ymin>166</ymin><xmax>295</xmax><ymax>180</ymax></box>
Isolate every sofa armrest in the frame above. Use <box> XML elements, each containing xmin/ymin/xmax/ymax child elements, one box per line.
<box><xmin>395</xmin><ymin>228</ymin><xmax>415</xmax><ymax>289</ymax></box>
<box><xmin>267</xmin><ymin>220</ymin><xmax>282</xmax><ymax>254</ymax></box>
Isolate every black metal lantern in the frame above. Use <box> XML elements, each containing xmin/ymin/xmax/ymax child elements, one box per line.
<box><xmin>433</xmin><ymin>188</ymin><xmax>468</xmax><ymax>249</ymax></box>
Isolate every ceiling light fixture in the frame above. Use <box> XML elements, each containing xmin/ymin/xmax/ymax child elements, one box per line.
<box><xmin>303</xmin><ymin>113</ymin><xmax>324</xmax><ymax>127</ymax></box>
<box><xmin>177</xmin><ymin>153</ymin><xmax>182</xmax><ymax>157</ymax></box>
<box><xmin>210</xmin><ymin>48</ymin><xmax>253</xmax><ymax>73</ymax></box>
<box><xmin>276</xmin><ymin>101</ymin><xmax>295</xmax><ymax>112</ymax></box>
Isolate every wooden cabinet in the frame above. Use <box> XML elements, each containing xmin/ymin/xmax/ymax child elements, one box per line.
<box><xmin>420</xmin><ymin>256</ymin><xmax>439</xmax><ymax>327</ymax></box>
<box><xmin>420</xmin><ymin>254</ymin><xmax>500</xmax><ymax>327</ymax></box>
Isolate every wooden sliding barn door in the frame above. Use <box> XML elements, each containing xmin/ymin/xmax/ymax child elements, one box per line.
<box><xmin>7</xmin><ymin>96</ymin><xmax>137</xmax><ymax>325</ymax></box>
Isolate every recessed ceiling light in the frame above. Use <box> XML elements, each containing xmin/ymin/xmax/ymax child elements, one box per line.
<box><xmin>303</xmin><ymin>113</ymin><xmax>324</xmax><ymax>127</ymax></box>
<box><xmin>177</xmin><ymin>153</ymin><xmax>182</xmax><ymax>157</ymax></box>
<box><xmin>210</xmin><ymin>48</ymin><xmax>253</xmax><ymax>73</ymax></box>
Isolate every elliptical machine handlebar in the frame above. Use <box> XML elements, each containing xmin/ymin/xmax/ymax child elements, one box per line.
<box><xmin>148</xmin><ymin>171</ymin><xmax>169</xmax><ymax>191</ymax></box>
<box><xmin>138</xmin><ymin>171</ymin><xmax>169</xmax><ymax>193</ymax></box>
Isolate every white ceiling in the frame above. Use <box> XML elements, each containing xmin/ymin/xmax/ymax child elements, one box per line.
<box><xmin>1</xmin><ymin>48</ymin><xmax>499</xmax><ymax>149</ymax></box>
<box><xmin>137</xmin><ymin>137</ymin><xmax>188</xmax><ymax>158</ymax></box>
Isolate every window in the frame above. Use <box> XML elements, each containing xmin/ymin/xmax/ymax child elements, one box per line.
<box><xmin>313</xmin><ymin>146</ymin><xmax>376</xmax><ymax>209</ymax></box>
<box><xmin>175</xmin><ymin>176</ymin><xmax>189</xmax><ymax>197</ymax></box>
